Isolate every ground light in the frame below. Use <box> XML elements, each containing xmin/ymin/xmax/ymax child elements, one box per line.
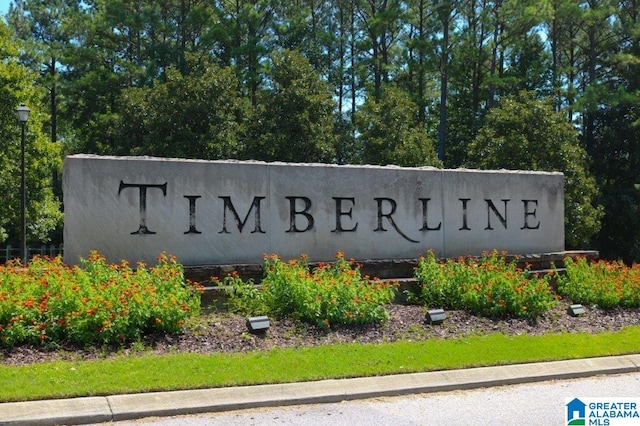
<box><xmin>246</xmin><ymin>316</ymin><xmax>270</xmax><ymax>333</ymax></box>
<box><xmin>426</xmin><ymin>309</ymin><xmax>447</xmax><ymax>325</ymax></box>
<box><xmin>568</xmin><ymin>304</ymin><xmax>586</xmax><ymax>317</ymax></box>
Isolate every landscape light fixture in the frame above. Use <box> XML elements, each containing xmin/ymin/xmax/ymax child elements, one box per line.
<box><xmin>246</xmin><ymin>315</ymin><xmax>270</xmax><ymax>333</ymax></box>
<box><xmin>426</xmin><ymin>308</ymin><xmax>447</xmax><ymax>325</ymax></box>
<box><xmin>16</xmin><ymin>104</ymin><xmax>30</xmax><ymax>124</ymax></box>
<box><xmin>568</xmin><ymin>304</ymin><xmax>585</xmax><ymax>317</ymax></box>
<box><xmin>15</xmin><ymin>104</ymin><xmax>30</xmax><ymax>265</ymax></box>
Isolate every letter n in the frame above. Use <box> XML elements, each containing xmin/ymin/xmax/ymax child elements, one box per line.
<box><xmin>485</xmin><ymin>199</ymin><xmax>509</xmax><ymax>230</ymax></box>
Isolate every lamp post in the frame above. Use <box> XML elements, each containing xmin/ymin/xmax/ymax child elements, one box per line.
<box><xmin>15</xmin><ymin>104</ymin><xmax>30</xmax><ymax>265</ymax></box>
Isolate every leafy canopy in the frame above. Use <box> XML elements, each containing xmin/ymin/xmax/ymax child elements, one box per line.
<box><xmin>0</xmin><ymin>20</ymin><xmax>62</xmax><ymax>244</ymax></box>
<box><xmin>357</xmin><ymin>86</ymin><xmax>441</xmax><ymax>167</ymax></box>
<box><xmin>466</xmin><ymin>91</ymin><xmax>602</xmax><ymax>248</ymax></box>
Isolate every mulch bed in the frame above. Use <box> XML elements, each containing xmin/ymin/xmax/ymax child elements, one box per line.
<box><xmin>2</xmin><ymin>301</ymin><xmax>639</xmax><ymax>366</ymax></box>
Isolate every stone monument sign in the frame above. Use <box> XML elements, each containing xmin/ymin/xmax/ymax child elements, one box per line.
<box><xmin>63</xmin><ymin>155</ymin><xmax>564</xmax><ymax>266</ymax></box>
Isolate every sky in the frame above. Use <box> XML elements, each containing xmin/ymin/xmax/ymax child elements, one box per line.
<box><xmin>0</xmin><ymin>0</ymin><xmax>10</xmax><ymax>19</ymax></box>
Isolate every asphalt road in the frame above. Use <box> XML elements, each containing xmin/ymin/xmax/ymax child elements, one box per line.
<box><xmin>108</xmin><ymin>372</ymin><xmax>640</xmax><ymax>426</ymax></box>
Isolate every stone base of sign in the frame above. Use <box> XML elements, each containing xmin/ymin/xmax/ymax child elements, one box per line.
<box><xmin>63</xmin><ymin>155</ymin><xmax>565</xmax><ymax>267</ymax></box>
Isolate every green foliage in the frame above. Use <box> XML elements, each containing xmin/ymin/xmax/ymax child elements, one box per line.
<box><xmin>555</xmin><ymin>257</ymin><xmax>640</xmax><ymax>308</ymax></box>
<box><xmin>466</xmin><ymin>92</ymin><xmax>603</xmax><ymax>248</ymax></box>
<box><xmin>593</xmin><ymin>185</ymin><xmax>640</xmax><ymax>263</ymax></box>
<box><xmin>110</xmin><ymin>59</ymin><xmax>250</xmax><ymax>159</ymax></box>
<box><xmin>356</xmin><ymin>86</ymin><xmax>442</xmax><ymax>167</ymax></box>
<box><xmin>411</xmin><ymin>251</ymin><xmax>557</xmax><ymax>318</ymax></box>
<box><xmin>218</xmin><ymin>274</ymin><xmax>267</xmax><ymax>317</ymax></box>
<box><xmin>415</xmin><ymin>251</ymin><xmax>640</xmax><ymax>316</ymax></box>
<box><xmin>0</xmin><ymin>252</ymin><xmax>202</xmax><ymax>347</ymax></box>
<box><xmin>589</xmin><ymin>103</ymin><xmax>640</xmax><ymax>262</ymax></box>
<box><xmin>6</xmin><ymin>0</ymin><xmax>81</xmax><ymax>140</ymax></box>
<box><xmin>8</xmin><ymin>0</ymin><xmax>640</xmax><ymax>253</ymax></box>
<box><xmin>249</xmin><ymin>49</ymin><xmax>337</xmax><ymax>163</ymax></box>
<box><xmin>412</xmin><ymin>251</ymin><xmax>465</xmax><ymax>310</ymax></box>
<box><xmin>0</xmin><ymin>20</ymin><xmax>62</xmax><ymax>244</ymax></box>
<box><xmin>223</xmin><ymin>253</ymin><xmax>397</xmax><ymax>329</ymax></box>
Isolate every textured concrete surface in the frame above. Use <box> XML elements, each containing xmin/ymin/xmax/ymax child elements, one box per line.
<box><xmin>63</xmin><ymin>155</ymin><xmax>564</xmax><ymax>266</ymax></box>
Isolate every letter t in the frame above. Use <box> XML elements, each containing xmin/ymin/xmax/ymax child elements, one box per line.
<box><xmin>118</xmin><ymin>181</ymin><xmax>167</xmax><ymax>235</ymax></box>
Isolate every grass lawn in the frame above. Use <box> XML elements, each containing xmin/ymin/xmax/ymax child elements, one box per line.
<box><xmin>1</xmin><ymin>325</ymin><xmax>639</xmax><ymax>403</ymax></box>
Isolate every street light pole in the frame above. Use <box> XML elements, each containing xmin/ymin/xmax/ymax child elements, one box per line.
<box><xmin>15</xmin><ymin>104</ymin><xmax>30</xmax><ymax>265</ymax></box>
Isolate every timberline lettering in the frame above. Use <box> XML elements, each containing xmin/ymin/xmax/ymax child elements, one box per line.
<box><xmin>116</xmin><ymin>182</ymin><xmax>542</xmax><ymax>238</ymax></box>
<box><xmin>286</xmin><ymin>196</ymin><xmax>314</xmax><ymax>233</ymax></box>
<box><xmin>332</xmin><ymin>197</ymin><xmax>358</xmax><ymax>233</ymax></box>
<box><xmin>219</xmin><ymin>196</ymin><xmax>265</xmax><ymax>234</ymax></box>
<box><xmin>485</xmin><ymin>199</ymin><xmax>509</xmax><ymax>230</ymax></box>
<box><xmin>374</xmin><ymin>198</ymin><xmax>419</xmax><ymax>243</ymax></box>
<box><xmin>521</xmin><ymin>199</ymin><xmax>540</xmax><ymax>229</ymax></box>
<box><xmin>184</xmin><ymin>195</ymin><xmax>201</xmax><ymax>234</ymax></box>
<box><xmin>419</xmin><ymin>198</ymin><xmax>442</xmax><ymax>231</ymax></box>
<box><xmin>117</xmin><ymin>181</ymin><xmax>167</xmax><ymax>235</ymax></box>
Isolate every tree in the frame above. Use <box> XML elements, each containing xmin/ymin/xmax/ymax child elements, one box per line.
<box><xmin>0</xmin><ymin>21</ymin><xmax>63</xmax><ymax>245</ymax></box>
<box><xmin>355</xmin><ymin>0</ymin><xmax>404</xmax><ymax>101</ymax></box>
<box><xmin>466</xmin><ymin>91</ymin><xmax>602</xmax><ymax>248</ymax></box>
<box><xmin>484</xmin><ymin>0</ymin><xmax>553</xmax><ymax>103</ymax></box>
<box><xmin>399</xmin><ymin>0</ymin><xmax>457</xmax><ymax>161</ymax></box>
<box><xmin>249</xmin><ymin>49</ymin><xmax>337</xmax><ymax>163</ymax></box>
<box><xmin>547</xmin><ymin>0</ymin><xmax>582</xmax><ymax>116</ymax></box>
<box><xmin>356</xmin><ymin>85</ymin><xmax>441</xmax><ymax>167</ymax></box>
<box><xmin>57</xmin><ymin>0</ymin><xmax>136</xmax><ymax>155</ymax></box>
<box><xmin>444</xmin><ymin>0</ymin><xmax>493</xmax><ymax>167</ymax></box>
<box><xmin>210</xmin><ymin>0</ymin><xmax>277</xmax><ymax>107</ymax></box>
<box><xmin>58</xmin><ymin>0</ymin><xmax>220</xmax><ymax>154</ymax></box>
<box><xmin>590</xmin><ymin>105</ymin><xmax>640</xmax><ymax>262</ymax></box>
<box><xmin>585</xmin><ymin>0</ymin><xmax>640</xmax><ymax>262</ymax></box>
<box><xmin>107</xmin><ymin>58</ymin><xmax>250</xmax><ymax>159</ymax></box>
<box><xmin>6</xmin><ymin>0</ymin><xmax>82</xmax><ymax>146</ymax></box>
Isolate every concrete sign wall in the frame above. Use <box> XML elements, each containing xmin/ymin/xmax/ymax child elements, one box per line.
<box><xmin>63</xmin><ymin>155</ymin><xmax>564</xmax><ymax>266</ymax></box>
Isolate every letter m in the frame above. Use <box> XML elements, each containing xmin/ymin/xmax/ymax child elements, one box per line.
<box><xmin>219</xmin><ymin>196</ymin><xmax>266</xmax><ymax>234</ymax></box>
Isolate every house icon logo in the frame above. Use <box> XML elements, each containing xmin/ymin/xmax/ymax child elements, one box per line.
<box><xmin>567</xmin><ymin>398</ymin><xmax>587</xmax><ymax>425</ymax></box>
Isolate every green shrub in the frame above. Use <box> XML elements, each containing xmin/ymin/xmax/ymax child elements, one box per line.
<box><xmin>411</xmin><ymin>251</ymin><xmax>464</xmax><ymax>309</ymax></box>
<box><xmin>223</xmin><ymin>253</ymin><xmax>397</xmax><ymax>329</ymax></box>
<box><xmin>412</xmin><ymin>251</ymin><xmax>557</xmax><ymax>318</ymax></box>
<box><xmin>555</xmin><ymin>257</ymin><xmax>640</xmax><ymax>308</ymax></box>
<box><xmin>0</xmin><ymin>252</ymin><xmax>202</xmax><ymax>347</ymax></box>
<box><xmin>464</xmin><ymin>252</ymin><xmax>557</xmax><ymax>318</ymax></box>
<box><xmin>217</xmin><ymin>273</ymin><xmax>267</xmax><ymax>316</ymax></box>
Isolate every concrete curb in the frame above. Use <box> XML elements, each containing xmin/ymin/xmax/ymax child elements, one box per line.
<box><xmin>2</xmin><ymin>354</ymin><xmax>639</xmax><ymax>425</ymax></box>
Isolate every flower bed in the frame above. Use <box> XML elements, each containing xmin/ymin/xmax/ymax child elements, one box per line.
<box><xmin>555</xmin><ymin>257</ymin><xmax>640</xmax><ymax>308</ymax></box>
<box><xmin>0</xmin><ymin>252</ymin><xmax>202</xmax><ymax>347</ymax></box>
<box><xmin>411</xmin><ymin>250</ymin><xmax>640</xmax><ymax>317</ymax></box>
<box><xmin>222</xmin><ymin>253</ymin><xmax>397</xmax><ymax>329</ymax></box>
<box><xmin>411</xmin><ymin>250</ymin><xmax>557</xmax><ymax>318</ymax></box>
<box><xmin>2</xmin><ymin>250</ymin><xmax>638</xmax><ymax>350</ymax></box>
